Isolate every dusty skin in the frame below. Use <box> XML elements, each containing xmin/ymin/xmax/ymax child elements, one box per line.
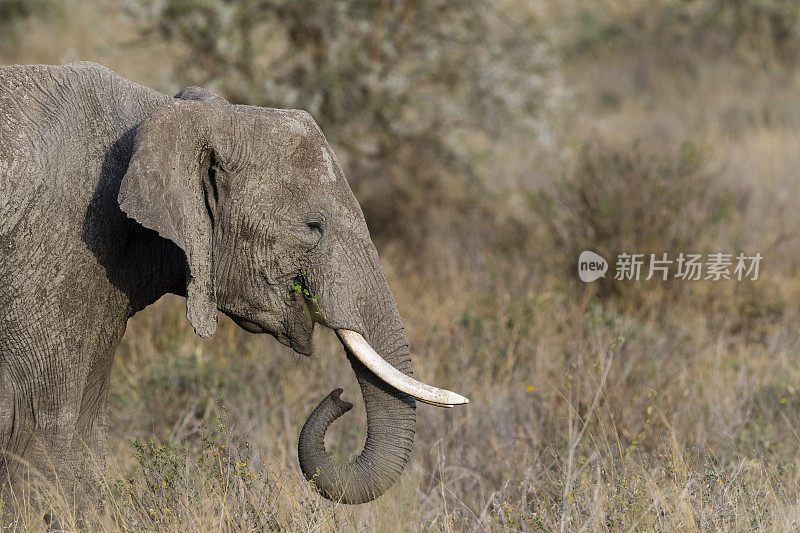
<box><xmin>0</xmin><ymin>62</ymin><xmax>461</xmax><ymax>511</ymax></box>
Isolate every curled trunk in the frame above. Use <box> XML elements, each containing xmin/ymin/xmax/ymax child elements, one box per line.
<box><xmin>298</xmin><ymin>323</ymin><xmax>416</xmax><ymax>504</ymax></box>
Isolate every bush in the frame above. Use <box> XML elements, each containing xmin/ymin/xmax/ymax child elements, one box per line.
<box><xmin>0</xmin><ymin>0</ymin><xmax>53</xmax><ymax>50</ymax></box>
<box><xmin>560</xmin><ymin>0</ymin><xmax>800</xmax><ymax>68</ymax></box>
<box><xmin>534</xmin><ymin>139</ymin><xmax>746</xmax><ymax>309</ymax></box>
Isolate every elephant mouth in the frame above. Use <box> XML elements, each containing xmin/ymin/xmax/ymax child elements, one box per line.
<box><xmin>224</xmin><ymin>305</ymin><xmax>470</xmax><ymax>405</ymax></box>
<box><xmin>222</xmin><ymin>290</ymin><xmax>316</xmax><ymax>355</ymax></box>
<box><xmin>229</xmin><ymin>314</ymin><xmax>269</xmax><ymax>334</ymax></box>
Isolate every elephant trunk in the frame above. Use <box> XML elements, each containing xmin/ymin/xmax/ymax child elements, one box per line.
<box><xmin>298</xmin><ymin>315</ymin><xmax>416</xmax><ymax>504</ymax></box>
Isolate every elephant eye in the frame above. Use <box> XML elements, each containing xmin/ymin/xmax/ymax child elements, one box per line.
<box><xmin>293</xmin><ymin>212</ymin><xmax>325</xmax><ymax>249</ymax></box>
<box><xmin>305</xmin><ymin>213</ymin><xmax>325</xmax><ymax>234</ymax></box>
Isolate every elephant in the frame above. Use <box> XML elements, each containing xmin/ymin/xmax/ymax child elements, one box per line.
<box><xmin>0</xmin><ymin>62</ymin><xmax>467</xmax><ymax>509</ymax></box>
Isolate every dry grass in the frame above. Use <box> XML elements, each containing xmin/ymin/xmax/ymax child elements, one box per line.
<box><xmin>5</xmin><ymin>1</ymin><xmax>800</xmax><ymax>531</ymax></box>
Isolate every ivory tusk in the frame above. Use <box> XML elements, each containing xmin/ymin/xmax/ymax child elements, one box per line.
<box><xmin>336</xmin><ymin>329</ymin><xmax>470</xmax><ymax>407</ymax></box>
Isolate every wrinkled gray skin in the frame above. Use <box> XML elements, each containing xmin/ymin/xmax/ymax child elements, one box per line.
<box><xmin>0</xmin><ymin>62</ymin><xmax>415</xmax><ymax>506</ymax></box>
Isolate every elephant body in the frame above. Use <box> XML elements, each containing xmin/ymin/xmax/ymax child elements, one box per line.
<box><xmin>0</xmin><ymin>64</ymin><xmax>179</xmax><ymax>499</ymax></box>
<box><xmin>0</xmin><ymin>62</ymin><xmax>461</xmax><ymax>509</ymax></box>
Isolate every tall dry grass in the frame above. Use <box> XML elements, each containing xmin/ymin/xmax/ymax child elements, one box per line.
<box><xmin>5</xmin><ymin>0</ymin><xmax>800</xmax><ymax>530</ymax></box>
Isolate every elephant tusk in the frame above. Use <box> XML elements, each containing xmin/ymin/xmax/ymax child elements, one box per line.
<box><xmin>335</xmin><ymin>329</ymin><xmax>470</xmax><ymax>407</ymax></box>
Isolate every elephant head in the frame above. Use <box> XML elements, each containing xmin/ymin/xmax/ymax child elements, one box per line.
<box><xmin>116</xmin><ymin>95</ymin><xmax>468</xmax><ymax>503</ymax></box>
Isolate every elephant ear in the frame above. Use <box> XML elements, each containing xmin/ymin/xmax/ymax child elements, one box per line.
<box><xmin>118</xmin><ymin>99</ymin><xmax>228</xmax><ymax>338</ymax></box>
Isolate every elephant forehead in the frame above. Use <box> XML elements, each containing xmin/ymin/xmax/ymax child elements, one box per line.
<box><xmin>235</xmin><ymin>170</ymin><xmax>363</xmax><ymax>223</ymax></box>
<box><xmin>240</xmin><ymin>107</ymin><xmax>342</xmax><ymax>187</ymax></box>
<box><xmin>280</xmin><ymin>134</ymin><xmax>343</xmax><ymax>187</ymax></box>
<box><xmin>268</xmin><ymin>114</ymin><xmax>310</xmax><ymax>153</ymax></box>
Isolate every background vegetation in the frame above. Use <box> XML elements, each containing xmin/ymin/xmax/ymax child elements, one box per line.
<box><xmin>4</xmin><ymin>0</ymin><xmax>800</xmax><ymax>530</ymax></box>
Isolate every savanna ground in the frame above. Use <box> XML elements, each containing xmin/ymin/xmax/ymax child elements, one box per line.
<box><xmin>4</xmin><ymin>1</ymin><xmax>800</xmax><ymax>530</ymax></box>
